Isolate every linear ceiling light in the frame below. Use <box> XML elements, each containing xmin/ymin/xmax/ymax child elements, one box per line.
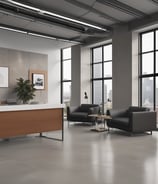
<box><xmin>97</xmin><ymin>0</ymin><xmax>146</xmax><ymax>18</ymax></box>
<box><xmin>0</xmin><ymin>25</ymin><xmax>81</xmax><ymax>44</ymax></box>
<box><xmin>5</xmin><ymin>0</ymin><xmax>107</xmax><ymax>31</ymax></box>
<box><xmin>6</xmin><ymin>0</ymin><xmax>40</xmax><ymax>12</ymax></box>
<box><xmin>0</xmin><ymin>26</ymin><xmax>27</xmax><ymax>34</ymax></box>
<box><xmin>28</xmin><ymin>33</ymin><xmax>56</xmax><ymax>40</ymax></box>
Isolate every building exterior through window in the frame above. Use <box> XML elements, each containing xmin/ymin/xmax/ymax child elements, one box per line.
<box><xmin>61</xmin><ymin>47</ymin><xmax>71</xmax><ymax>116</ymax></box>
<box><xmin>92</xmin><ymin>44</ymin><xmax>112</xmax><ymax>114</ymax></box>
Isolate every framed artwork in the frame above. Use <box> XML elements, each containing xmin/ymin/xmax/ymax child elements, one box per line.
<box><xmin>0</xmin><ymin>67</ymin><xmax>8</xmax><ymax>87</ymax></box>
<box><xmin>29</xmin><ymin>70</ymin><xmax>47</xmax><ymax>90</ymax></box>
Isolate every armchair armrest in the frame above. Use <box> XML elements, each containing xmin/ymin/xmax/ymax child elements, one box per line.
<box><xmin>130</xmin><ymin>111</ymin><xmax>157</xmax><ymax>132</ymax></box>
<box><xmin>67</xmin><ymin>106</ymin><xmax>79</xmax><ymax>120</ymax></box>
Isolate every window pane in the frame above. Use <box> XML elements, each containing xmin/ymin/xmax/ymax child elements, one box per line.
<box><xmin>142</xmin><ymin>77</ymin><xmax>153</xmax><ymax>109</ymax></box>
<box><xmin>104</xmin><ymin>44</ymin><xmax>112</xmax><ymax>61</ymax></box>
<box><xmin>142</xmin><ymin>32</ymin><xmax>154</xmax><ymax>52</ymax></box>
<box><xmin>104</xmin><ymin>80</ymin><xmax>112</xmax><ymax>113</ymax></box>
<box><xmin>142</xmin><ymin>53</ymin><xmax>154</xmax><ymax>75</ymax></box>
<box><xmin>93</xmin><ymin>63</ymin><xmax>102</xmax><ymax>78</ymax></box>
<box><xmin>93</xmin><ymin>80</ymin><xmax>102</xmax><ymax>105</ymax></box>
<box><xmin>93</xmin><ymin>47</ymin><xmax>102</xmax><ymax>63</ymax></box>
<box><xmin>63</xmin><ymin>60</ymin><xmax>71</xmax><ymax>80</ymax></box>
<box><xmin>104</xmin><ymin>62</ymin><xmax>112</xmax><ymax>77</ymax></box>
<box><xmin>63</xmin><ymin>82</ymin><xmax>71</xmax><ymax>103</ymax></box>
<box><xmin>155</xmin><ymin>77</ymin><xmax>158</xmax><ymax>121</ymax></box>
<box><xmin>156</xmin><ymin>31</ymin><xmax>158</xmax><ymax>50</ymax></box>
<box><xmin>156</xmin><ymin>51</ymin><xmax>158</xmax><ymax>73</ymax></box>
<box><xmin>63</xmin><ymin>48</ymin><xmax>71</xmax><ymax>60</ymax></box>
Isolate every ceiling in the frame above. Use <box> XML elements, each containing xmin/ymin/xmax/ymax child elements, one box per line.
<box><xmin>0</xmin><ymin>0</ymin><xmax>157</xmax><ymax>44</ymax></box>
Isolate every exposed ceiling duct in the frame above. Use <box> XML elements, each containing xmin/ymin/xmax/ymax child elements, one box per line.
<box><xmin>96</xmin><ymin>0</ymin><xmax>146</xmax><ymax>18</ymax></box>
<box><xmin>0</xmin><ymin>0</ymin><xmax>108</xmax><ymax>31</ymax></box>
<box><xmin>150</xmin><ymin>0</ymin><xmax>158</xmax><ymax>5</ymax></box>
<box><xmin>65</xmin><ymin>0</ymin><xmax>120</xmax><ymax>23</ymax></box>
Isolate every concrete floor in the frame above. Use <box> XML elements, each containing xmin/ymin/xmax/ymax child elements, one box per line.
<box><xmin>0</xmin><ymin>122</ymin><xmax>158</xmax><ymax>184</ymax></box>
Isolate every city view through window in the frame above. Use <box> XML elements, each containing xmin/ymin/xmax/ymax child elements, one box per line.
<box><xmin>140</xmin><ymin>30</ymin><xmax>158</xmax><ymax>120</ymax></box>
<box><xmin>92</xmin><ymin>44</ymin><xmax>112</xmax><ymax>114</ymax></box>
<box><xmin>61</xmin><ymin>47</ymin><xmax>71</xmax><ymax>115</ymax></box>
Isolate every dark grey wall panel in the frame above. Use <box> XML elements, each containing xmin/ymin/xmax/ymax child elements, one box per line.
<box><xmin>71</xmin><ymin>45</ymin><xmax>81</xmax><ymax>106</ymax></box>
<box><xmin>0</xmin><ymin>47</ymin><xmax>48</xmax><ymax>104</ymax></box>
<box><xmin>112</xmin><ymin>25</ymin><xmax>132</xmax><ymax>109</ymax></box>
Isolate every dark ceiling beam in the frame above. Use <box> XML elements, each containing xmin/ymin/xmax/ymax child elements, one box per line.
<box><xmin>128</xmin><ymin>12</ymin><xmax>158</xmax><ymax>31</ymax></box>
<box><xmin>65</xmin><ymin>0</ymin><xmax>120</xmax><ymax>23</ymax></box>
<box><xmin>96</xmin><ymin>0</ymin><xmax>146</xmax><ymax>18</ymax></box>
<box><xmin>0</xmin><ymin>4</ymin><xmax>87</xmax><ymax>33</ymax></box>
<box><xmin>0</xmin><ymin>0</ymin><xmax>108</xmax><ymax>31</ymax></box>
<box><xmin>150</xmin><ymin>0</ymin><xmax>158</xmax><ymax>5</ymax></box>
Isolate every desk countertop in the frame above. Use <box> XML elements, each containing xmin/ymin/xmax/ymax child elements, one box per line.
<box><xmin>0</xmin><ymin>104</ymin><xmax>65</xmax><ymax>112</ymax></box>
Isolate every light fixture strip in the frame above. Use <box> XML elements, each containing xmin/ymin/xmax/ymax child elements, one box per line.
<box><xmin>0</xmin><ymin>26</ymin><xmax>27</xmax><ymax>33</ymax></box>
<box><xmin>43</xmin><ymin>11</ymin><xmax>107</xmax><ymax>31</ymax></box>
<box><xmin>6</xmin><ymin>0</ymin><xmax>40</xmax><ymax>12</ymax></box>
<box><xmin>0</xmin><ymin>25</ymin><xmax>81</xmax><ymax>44</ymax></box>
<box><xmin>5</xmin><ymin>0</ymin><xmax>107</xmax><ymax>31</ymax></box>
<box><xmin>28</xmin><ymin>32</ymin><xmax>56</xmax><ymax>40</ymax></box>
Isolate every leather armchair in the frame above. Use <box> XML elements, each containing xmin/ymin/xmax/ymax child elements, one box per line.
<box><xmin>107</xmin><ymin>106</ymin><xmax>157</xmax><ymax>135</ymax></box>
<box><xmin>67</xmin><ymin>104</ymin><xmax>100</xmax><ymax>125</ymax></box>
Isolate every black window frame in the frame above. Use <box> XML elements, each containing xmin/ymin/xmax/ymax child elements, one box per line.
<box><xmin>91</xmin><ymin>43</ymin><xmax>112</xmax><ymax>113</ymax></box>
<box><xmin>139</xmin><ymin>29</ymin><xmax>158</xmax><ymax>110</ymax></box>
<box><xmin>61</xmin><ymin>47</ymin><xmax>72</xmax><ymax>104</ymax></box>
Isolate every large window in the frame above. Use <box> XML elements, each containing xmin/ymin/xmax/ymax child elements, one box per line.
<box><xmin>140</xmin><ymin>30</ymin><xmax>158</xmax><ymax>115</ymax></box>
<box><xmin>61</xmin><ymin>47</ymin><xmax>71</xmax><ymax>112</ymax></box>
<box><xmin>92</xmin><ymin>44</ymin><xmax>112</xmax><ymax>113</ymax></box>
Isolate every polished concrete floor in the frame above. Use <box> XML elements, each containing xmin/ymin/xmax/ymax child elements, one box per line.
<box><xmin>0</xmin><ymin>122</ymin><xmax>158</xmax><ymax>184</ymax></box>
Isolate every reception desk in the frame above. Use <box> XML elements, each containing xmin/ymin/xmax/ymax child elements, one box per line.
<box><xmin>0</xmin><ymin>104</ymin><xmax>64</xmax><ymax>141</ymax></box>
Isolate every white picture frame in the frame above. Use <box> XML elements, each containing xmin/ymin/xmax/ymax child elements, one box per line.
<box><xmin>0</xmin><ymin>67</ymin><xmax>8</xmax><ymax>87</ymax></box>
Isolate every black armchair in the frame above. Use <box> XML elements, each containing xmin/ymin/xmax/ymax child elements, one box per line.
<box><xmin>107</xmin><ymin>106</ymin><xmax>157</xmax><ymax>135</ymax></box>
<box><xmin>67</xmin><ymin>104</ymin><xmax>100</xmax><ymax>126</ymax></box>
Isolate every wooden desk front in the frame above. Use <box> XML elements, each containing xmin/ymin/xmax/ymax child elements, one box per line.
<box><xmin>0</xmin><ymin>108</ymin><xmax>63</xmax><ymax>139</ymax></box>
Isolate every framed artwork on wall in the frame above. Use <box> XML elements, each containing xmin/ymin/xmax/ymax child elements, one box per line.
<box><xmin>0</xmin><ymin>67</ymin><xmax>8</xmax><ymax>87</ymax></box>
<box><xmin>29</xmin><ymin>70</ymin><xmax>47</xmax><ymax>90</ymax></box>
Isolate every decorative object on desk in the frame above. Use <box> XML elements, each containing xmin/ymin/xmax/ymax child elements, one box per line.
<box><xmin>29</xmin><ymin>70</ymin><xmax>47</xmax><ymax>90</ymax></box>
<box><xmin>0</xmin><ymin>67</ymin><xmax>8</xmax><ymax>87</ymax></box>
<box><xmin>15</xmin><ymin>78</ymin><xmax>36</xmax><ymax>104</ymax></box>
<box><xmin>84</xmin><ymin>91</ymin><xmax>88</xmax><ymax>103</ymax></box>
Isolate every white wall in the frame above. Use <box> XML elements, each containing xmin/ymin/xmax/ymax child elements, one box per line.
<box><xmin>0</xmin><ymin>29</ymin><xmax>72</xmax><ymax>104</ymax></box>
<box><xmin>80</xmin><ymin>46</ymin><xmax>91</xmax><ymax>104</ymax></box>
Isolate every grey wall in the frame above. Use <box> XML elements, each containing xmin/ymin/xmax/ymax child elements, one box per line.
<box><xmin>112</xmin><ymin>25</ymin><xmax>133</xmax><ymax>109</ymax></box>
<box><xmin>71</xmin><ymin>45</ymin><xmax>81</xmax><ymax>106</ymax></box>
<box><xmin>0</xmin><ymin>47</ymin><xmax>48</xmax><ymax>104</ymax></box>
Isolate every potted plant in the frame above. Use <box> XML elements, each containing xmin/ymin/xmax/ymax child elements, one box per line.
<box><xmin>15</xmin><ymin>78</ymin><xmax>36</xmax><ymax>104</ymax></box>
